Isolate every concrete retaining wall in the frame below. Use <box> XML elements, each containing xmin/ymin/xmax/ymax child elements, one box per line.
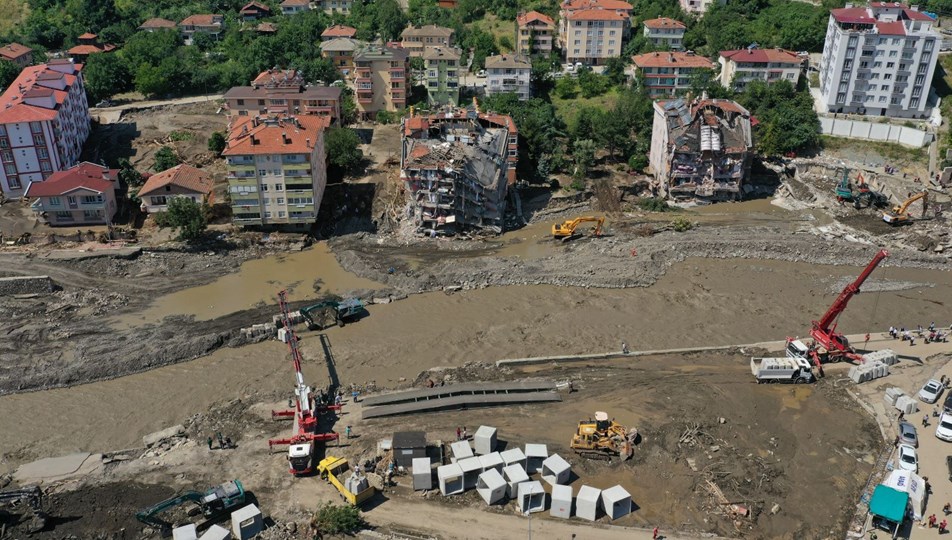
<box><xmin>0</xmin><ymin>275</ymin><xmax>55</xmax><ymax>296</ymax></box>
<box><xmin>819</xmin><ymin>117</ymin><xmax>933</xmax><ymax>148</ymax></box>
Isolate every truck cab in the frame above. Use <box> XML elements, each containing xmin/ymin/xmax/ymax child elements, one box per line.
<box><xmin>288</xmin><ymin>443</ymin><xmax>313</xmax><ymax>475</ymax></box>
<box><xmin>785</xmin><ymin>339</ymin><xmax>810</xmax><ymax>360</ymax></box>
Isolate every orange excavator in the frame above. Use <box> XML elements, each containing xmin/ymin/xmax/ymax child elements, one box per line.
<box><xmin>552</xmin><ymin>216</ymin><xmax>605</xmax><ymax>241</ymax></box>
<box><xmin>883</xmin><ymin>191</ymin><xmax>927</xmax><ymax>225</ymax></box>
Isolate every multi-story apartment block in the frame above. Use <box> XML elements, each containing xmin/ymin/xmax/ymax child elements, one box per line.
<box><xmin>280</xmin><ymin>0</ymin><xmax>311</xmax><ymax>15</ymax></box>
<box><xmin>138</xmin><ymin>164</ymin><xmax>214</xmax><ymax>214</ymax></box>
<box><xmin>559</xmin><ymin>0</ymin><xmax>633</xmax><ymax>66</ymax></box>
<box><xmin>353</xmin><ymin>44</ymin><xmax>409</xmax><ymax>119</ymax></box>
<box><xmin>485</xmin><ymin>54</ymin><xmax>532</xmax><ymax>100</ymax></box>
<box><xmin>401</xmin><ymin>109</ymin><xmax>518</xmax><ymax>234</ymax></box>
<box><xmin>179</xmin><ymin>14</ymin><xmax>224</xmax><ymax>45</ymax></box>
<box><xmin>138</xmin><ymin>18</ymin><xmax>177</xmax><ymax>32</ymax></box>
<box><xmin>0</xmin><ymin>43</ymin><xmax>33</xmax><ymax>68</ymax></box>
<box><xmin>223</xmin><ymin>69</ymin><xmax>342</xmax><ymax>123</ymax></box>
<box><xmin>649</xmin><ymin>98</ymin><xmax>753</xmax><ymax>202</ymax></box>
<box><xmin>321</xmin><ymin>38</ymin><xmax>360</xmax><ymax>76</ymax></box>
<box><xmin>642</xmin><ymin>18</ymin><xmax>685</xmax><ymax>50</ymax></box>
<box><xmin>223</xmin><ymin>114</ymin><xmax>329</xmax><ymax>228</ymax></box>
<box><xmin>423</xmin><ymin>47</ymin><xmax>461</xmax><ymax>107</ymax></box>
<box><xmin>516</xmin><ymin>11</ymin><xmax>556</xmax><ymax>57</ymax></box>
<box><xmin>631</xmin><ymin>51</ymin><xmax>715</xmax><ymax>97</ymax></box>
<box><xmin>322</xmin><ymin>0</ymin><xmax>353</xmax><ymax>13</ymax></box>
<box><xmin>401</xmin><ymin>25</ymin><xmax>455</xmax><ymax>58</ymax></box>
<box><xmin>25</xmin><ymin>162</ymin><xmax>118</xmax><ymax>226</ymax></box>
<box><xmin>679</xmin><ymin>0</ymin><xmax>725</xmax><ymax>14</ymax></box>
<box><xmin>718</xmin><ymin>47</ymin><xmax>803</xmax><ymax>90</ymax></box>
<box><xmin>321</xmin><ymin>24</ymin><xmax>357</xmax><ymax>41</ymax></box>
<box><xmin>0</xmin><ymin>60</ymin><xmax>90</xmax><ymax>199</ymax></box>
<box><xmin>819</xmin><ymin>2</ymin><xmax>939</xmax><ymax>118</ymax></box>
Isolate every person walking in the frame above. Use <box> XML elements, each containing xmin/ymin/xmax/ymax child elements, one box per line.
<box><xmin>930</xmin><ymin>514</ymin><xmax>937</xmax><ymax>528</ymax></box>
<box><xmin>456</xmin><ymin>427</ymin><xmax>462</xmax><ymax>441</ymax></box>
<box><xmin>652</xmin><ymin>527</ymin><xmax>659</xmax><ymax>540</ymax></box>
<box><xmin>940</xmin><ymin>519</ymin><xmax>948</xmax><ymax>533</ymax></box>
<box><xmin>207</xmin><ymin>437</ymin><xmax>213</xmax><ymax>450</ymax></box>
<box><xmin>461</xmin><ymin>427</ymin><xmax>468</xmax><ymax>440</ymax></box>
<box><xmin>345</xmin><ymin>426</ymin><xmax>352</xmax><ymax>439</ymax></box>
<box><xmin>923</xmin><ymin>414</ymin><xmax>930</xmax><ymax>427</ymax></box>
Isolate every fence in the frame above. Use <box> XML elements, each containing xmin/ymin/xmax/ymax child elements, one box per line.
<box><xmin>819</xmin><ymin>117</ymin><xmax>934</xmax><ymax>148</ymax></box>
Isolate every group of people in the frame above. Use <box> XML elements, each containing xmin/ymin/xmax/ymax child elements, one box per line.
<box><xmin>455</xmin><ymin>426</ymin><xmax>468</xmax><ymax>441</ymax></box>
<box><xmin>887</xmin><ymin>322</ymin><xmax>949</xmax><ymax>346</ymax></box>
<box><xmin>927</xmin><ymin>513</ymin><xmax>948</xmax><ymax>532</ymax></box>
<box><xmin>206</xmin><ymin>432</ymin><xmax>233</xmax><ymax>450</ymax></box>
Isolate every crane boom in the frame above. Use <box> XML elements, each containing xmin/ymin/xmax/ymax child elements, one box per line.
<box><xmin>814</xmin><ymin>249</ymin><xmax>888</xmax><ymax>333</ymax></box>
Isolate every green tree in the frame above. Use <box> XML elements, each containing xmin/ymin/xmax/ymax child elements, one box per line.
<box><xmin>628</xmin><ymin>153</ymin><xmax>648</xmax><ymax>171</ymax></box>
<box><xmin>479</xmin><ymin>93</ymin><xmax>564</xmax><ymax>183</ymax></box>
<box><xmin>311</xmin><ymin>503</ymin><xmax>365</xmax><ymax>535</ymax></box>
<box><xmin>325</xmin><ymin>127</ymin><xmax>364</xmax><ymax>178</ymax></box>
<box><xmin>736</xmin><ymin>80</ymin><xmax>820</xmax><ymax>155</ymax></box>
<box><xmin>466</xmin><ymin>27</ymin><xmax>498</xmax><ymax>71</ymax></box>
<box><xmin>154</xmin><ymin>197</ymin><xmax>207</xmax><ymax>242</ymax></box>
<box><xmin>572</xmin><ymin>106</ymin><xmax>600</xmax><ymax>142</ymax></box>
<box><xmin>208</xmin><ymin>132</ymin><xmax>226</xmax><ymax>154</ymax></box>
<box><xmin>576</xmin><ymin>67</ymin><xmax>608</xmax><ymax>98</ymax></box>
<box><xmin>117</xmin><ymin>158</ymin><xmax>143</xmax><ymax>187</ymax></box>
<box><xmin>83</xmin><ymin>53</ymin><xmax>131</xmax><ymax>103</ymax></box>
<box><xmin>554</xmin><ymin>76</ymin><xmax>577</xmax><ymax>99</ymax></box>
<box><xmin>153</xmin><ymin>146</ymin><xmax>180</xmax><ymax>172</ymax></box>
<box><xmin>0</xmin><ymin>60</ymin><xmax>21</xmax><ymax>92</ymax></box>
<box><xmin>603</xmin><ymin>57</ymin><xmax>628</xmax><ymax>87</ymax></box>
<box><xmin>572</xmin><ymin>138</ymin><xmax>597</xmax><ymax>179</ymax></box>
<box><xmin>498</xmin><ymin>35</ymin><xmax>514</xmax><ymax>53</ymax></box>
<box><xmin>375</xmin><ymin>0</ymin><xmax>408</xmax><ymax>41</ymax></box>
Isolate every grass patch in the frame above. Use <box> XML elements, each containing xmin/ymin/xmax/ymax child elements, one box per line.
<box><xmin>472</xmin><ymin>13</ymin><xmax>515</xmax><ymax>52</ymax></box>
<box><xmin>820</xmin><ymin>135</ymin><xmax>927</xmax><ymax>164</ymax></box>
<box><xmin>552</xmin><ymin>87</ymin><xmax>619</xmax><ymax>130</ymax></box>
<box><xmin>0</xmin><ymin>0</ymin><xmax>27</xmax><ymax>35</ymax></box>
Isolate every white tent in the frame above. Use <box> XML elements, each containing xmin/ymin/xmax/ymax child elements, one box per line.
<box><xmin>576</xmin><ymin>485</ymin><xmax>602</xmax><ymax>521</ymax></box>
<box><xmin>412</xmin><ymin>457</ymin><xmax>432</xmax><ymax>491</ymax></box>
<box><xmin>503</xmin><ymin>463</ymin><xmax>530</xmax><ymax>498</ymax></box>
<box><xmin>518</xmin><ymin>480</ymin><xmax>546</xmax><ymax>513</ymax></box>
<box><xmin>476</xmin><ymin>468</ymin><xmax>507</xmax><ymax>505</ymax></box>
<box><xmin>500</xmin><ymin>447</ymin><xmax>526</xmax><ymax>469</ymax></box>
<box><xmin>438</xmin><ymin>463</ymin><xmax>465</xmax><ymax>495</ymax></box>
<box><xmin>474</xmin><ymin>426</ymin><xmax>498</xmax><ymax>455</ymax></box>
<box><xmin>450</xmin><ymin>440</ymin><xmax>474</xmax><ymax>463</ymax></box>
<box><xmin>525</xmin><ymin>443</ymin><xmax>548</xmax><ymax>474</ymax></box>
<box><xmin>550</xmin><ymin>484</ymin><xmax>573</xmax><ymax>519</ymax></box>
<box><xmin>541</xmin><ymin>454</ymin><xmax>571</xmax><ymax>486</ymax></box>
<box><xmin>601</xmin><ymin>485</ymin><xmax>632</xmax><ymax>520</ymax></box>
<box><xmin>884</xmin><ymin>469</ymin><xmax>926</xmax><ymax>520</ymax></box>
<box><xmin>459</xmin><ymin>456</ymin><xmax>483</xmax><ymax>489</ymax></box>
<box><xmin>479</xmin><ymin>451</ymin><xmax>504</xmax><ymax>474</ymax></box>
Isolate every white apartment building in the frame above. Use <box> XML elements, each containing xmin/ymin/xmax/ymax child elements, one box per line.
<box><xmin>224</xmin><ymin>115</ymin><xmax>329</xmax><ymax>228</ymax></box>
<box><xmin>642</xmin><ymin>18</ymin><xmax>685</xmax><ymax>50</ymax></box>
<box><xmin>485</xmin><ymin>54</ymin><xmax>532</xmax><ymax>100</ymax></box>
<box><xmin>679</xmin><ymin>0</ymin><xmax>724</xmax><ymax>14</ymax></box>
<box><xmin>718</xmin><ymin>48</ymin><xmax>803</xmax><ymax>90</ymax></box>
<box><xmin>559</xmin><ymin>0</ymin><xmax>633</xmax><ymax>66</ymax></box>
<box><xmin>0</xmin><ymin>60</ymin><xmax>90</xmax><ymax>199</ymax></box>
<box><xmin>819</xmin><ymin>2</ymin><xmax>939</xmax><ymax>118</ymax></box>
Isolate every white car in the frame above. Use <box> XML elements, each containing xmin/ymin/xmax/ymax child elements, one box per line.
<box><xmin>937</xmin><ymin>413</ymin><xmax>952</xmax><ymax>442</ymax></box>
<box><xmin>897</xmin><ymin>444</ymin><xmax>918</xmax><ymax>473</ymax></box>
<box><xmin>918</xmin><ymin>379</ymin><xmax>944</xmax><ymax>403</ymax></box>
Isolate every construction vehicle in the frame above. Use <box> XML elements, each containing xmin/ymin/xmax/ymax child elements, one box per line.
<box><xmin>835</xmin><ymin>168</ymin><xmax>854</xmax><ymax>201</ymax></box>
<box><xmin>570</xmin><ymin>412</ymin><xmax>637</xmax><ymax>461</ymax></box>
<box><xmin>552</xmin><ymin>216</ymin><xmax>605</xmax><ymax>241</ymax></box>
<box><xmin>853</xmin><ymin>188</ymin><xmax>889</xmax><ymax>210</ymax></box>
<box><xmin>750</xmin><ymin>357</ymin><xmax>815</xmax><ymax>384</ymax></box>
<box><xmin>834</xmin><ymin>169</ymin><xmax>889</xmax><ymax>209</ymax></box>
<box><xmin>787</xmin><ymin>249</ymin><xmax>888</xmax><ymax>372</ymax></box>
<box><xmin>883</xmin><ymin>191</ymin><xmax>927</xmax><ymax>225</ymax></box>
<box><xmin>0</xmin><ymin>486</ymin><xmax>46</xmax><ymax>533</ymax></box>
<box><xmin>299</xmin><ymin>298</ymin><xmax>365</xmax><ymax>330</ymax></box>
<box><xmin>135</xmin><ymin>480</ymin><xmax>245</xmax><ymax>533</ymax></box>
<box><xmin>269</xmin><ymin>290</ymin><xmax>341</xmax><ymax>476</ymax></box>
<box><xmin>317</xmin><ymin>456</ymin><xmax>376</xmax><ymax>506</ymax></box>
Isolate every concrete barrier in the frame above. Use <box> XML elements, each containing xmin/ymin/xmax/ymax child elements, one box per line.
<box><xmin>0</xmin><ymin>275</ymin><xmax>54</xmax><ymax>296</ymax></box>
<box><xmin>819</xmin><ymin>117</ymin><xmax>933</xmax><ymax>148</ymax></box>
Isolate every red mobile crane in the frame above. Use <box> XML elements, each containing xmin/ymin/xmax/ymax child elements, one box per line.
<box><xmin>787</xmin><ymin>249</ymin><xmax>888</xmax><ymax>370</ymax></box>
<box><xmin>268</xmin><ymin>290</ymin><xmax>340</xmax><ymax>476</ymax></box>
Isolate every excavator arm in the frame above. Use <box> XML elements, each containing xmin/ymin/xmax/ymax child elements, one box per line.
<box><xmin>552</xmin><ymin>216</ymin><xmax>605</xmax><ymax>238</ymax></box>
<box><xmin>135</xmin><ymin>491</ymin><xmax>204</xmax><ymax>529</ymax></box>
<box><xmin>894</xmin><ymin>191</ymin><xmax>927</xmax><ymax>216</ymax></box>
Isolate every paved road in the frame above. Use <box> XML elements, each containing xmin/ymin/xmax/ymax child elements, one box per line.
<box><xmin>90</xmin><ymin>93</ymin><xmax>224</xmax><ymax>124</ymax></box>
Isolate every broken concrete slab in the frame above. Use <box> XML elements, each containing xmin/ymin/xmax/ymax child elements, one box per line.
<box><xmin>14</xmin><ymin>452</ymin><xmax>104</xmax><ymax>485</ymax></box>
<box><xmin>143</xmin><ymin>424</ymin><xmax>186</xmax><ymax>447</ymax></box>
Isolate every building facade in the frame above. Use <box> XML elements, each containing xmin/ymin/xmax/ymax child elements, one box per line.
<box><xmin>401</xmin><ymin>109</ymin><xmax>518</xmax><ymax>235</ymax></box>
<box><xmin>401</xmin><ymin>25</ymin><xmax>455</xmax><ymax>58</ymax></box>
<box><xmin>179</xmin><ymin>14</ymin><xmax>224</xmax><ymax>44</ymax></box>
<box><xmin>649</xmin><ymin>98</ymin><xmax>752</xmax><ymax>202</ymax></box>
<box><xmin>320</xmin><ymin>38</ymin><xmax>360</xmax><ymax>76</ymax></box>
<box><xmin>516</xmin><ymin>11</ymin><xmax>556</xmax><ymax>57</ymax></box>
<box><xmin>0</xmin><ymin>43</ymin><xmax>33</xmax><ymax>68</ymax></box>
<box><xmin>559</xmin><ymin>0</ymin><xmax>633</xmax><ymax>66</ymax></box>
<box><xmin>223</xmin><ymin>69</ymin><xmax>342</xmax><ymax>123</ymax></box>
<box><xmin>485</xmin><ymin>54</ymin><xmax>532</xmax><ymax>100</ymax></box>
<box><xmin>630</xmin><ymin>51</ymin><xmax>715</xmax><ymax>97</ymax></box>
<box><xmin>239</xmin><ymin>1</ymin><xmax>272</xmax><ymax>21</ymax></box>
<box><xmin>353</xmin><ymin>44</ymin><xmax>409</xmax><ymax>119</ymax></box>
<box><xmin>138</xmin><ymin>164</ymin><xmax>214</xmax><ymax>214</ymax></box>
<box><xmin>223</xmin><ymin>114</ymin><xmax>329</xmax><ymax>228</ymax></box>
<box><xmin>423</xmin><ymin>47</ymin><xmax>461</xmax><ymax>107</ymax></box>
<box><xmin>819</xmin><ymin>2</ymin><xmax>939</xmax><ymax>118</ymax></box>
<box><xmin>321</xmin><ymin>0</ymin><xmax>353</xmax><ymax>13</ymax></box>
<box><xmin>280</xmin><ymin>0</ymin><xmax>311</xmax><ymax>14</ymax></box>
<box><xmin>642</xmin><ymin>18</ymin><xmax>685</xmax><ymax>50</ymax></box>
<box><xmin>718</xmin><ymin>48</ymin><xmax>803</xmax><ymax>90</ymax></box>
<box><xmin>0</xmin><ymin>60</ymin><xmax>90</xmax><ymax>199</ymax></box>
<box><xmin>679</xmin><ymin>0</ymin><xmax>725</xmax><ymax>14</ymax></box>
<box><xmin>25</xmin><ymin>162</ymin><xmax>118</xmax><ymax>226</ymax></box>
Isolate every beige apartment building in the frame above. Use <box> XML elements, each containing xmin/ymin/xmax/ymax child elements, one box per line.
<box><xmin>353</xmin><ymin>44</ymin><xmax>410</xmax><ymax>119</ymax></box>
<box><xmin>223</xmin><ymin>69</ymin><xmax>342</xmax><ymax>123</ymax></box>
<box><xmin>631</xmin><ymin>51</ymin><xmax>715</xmax><ymax>97</ymax></box>
<box><xmin>559</xmin><ymin>0</ymin><xmax>633</xmax><ymax>66</ymax></box>
<box><xmin>321</xmin><ymin>38</ymin><xmax>360</xmax><ymax>76</ymax></box>
<box><xmin>642</xmin><ymin>18</ymin><xmax>686</xmax><ymax>50</ymax></box>
<box><xmin>516</xmin><ymin>11</ymin><xmax>555</xmax><ymax>57</ymax></box>
<box><xmin>401</xmin><ymin>25</ymin><xmax>455</xmax><ymax>58</ymax></box>
<box><xmin>718</xmin><ymin>48</ymin><xmax>803</xmax><ymax>91</ymax></box>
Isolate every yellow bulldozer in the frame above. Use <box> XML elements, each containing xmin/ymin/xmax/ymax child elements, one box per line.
<box><xmin>570</xmin><ymin>411</ymin><xmax>637</xmax><ymax>461</ymax></box>
<box><xmin>551</xmin><ymin>216</ymin><xmax>605</xmax><ymax>241</ymax></box>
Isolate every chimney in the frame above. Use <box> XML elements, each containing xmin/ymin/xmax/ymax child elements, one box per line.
<box><xmin>282</xmin><ymin>131</ymin><xmax>290</xmax><ymax>144</ymax></box>
<box><xmin>251</xmin><ymin>135</ymin><xmax>259</xmax><ymax>145</ymax></box>
<box><xmin>306</xmin><ymin>137</ymin><xmax>311</xmax><ymax>148</ymax></box>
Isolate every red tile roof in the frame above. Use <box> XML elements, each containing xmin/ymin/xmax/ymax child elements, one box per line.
<box><xmin>223</xmin><ymin>115</ymin><xmax>329</xmax><ymax>156</ymax></box>
<box><xmin>693</xmin><ymin>99</ymin><xmax>749</xmax><ymax>116</ymax></box>
<box><xmin>68</xmin><ymin>44</ymin><xmax>114</xmax><ymax>56</ymax></box>
<box><xmin>256</xmin><ymin>22</ymin><xmax>278</xmax><ymax>33</ymax></box>
<box><xmin>567</xmin><ymin>8</ymin><xmax>629</xmax><ymax>20</ymax></box>
<box><xmin>0</xmin><ymin>62</ymin><xmax>82</xmax><ymax>124</ymax></box>
<box><xmin>719</xmin><ymin>48</ymin><xmax>802</xmax><ymax>64</ymax></box>
<box><xmin>562</xmin><ymin>0</ymin><xmax>632</xmax><ymax>11</ymax></box>
<box><xmin>831</xmin><ymin>7</ymin><xmax>875</xmax><ymax>24</ymax></box>
<box><xmin>0</xmin><ymin>43</ymin><xmax>31</xmax><ymax>61</ymax></box>
<box><xmin>633</xmin><ymin>51</ymin><xmax>714</xmax><ymax>69</ymax></box>
<box><xmin>322</xmin><ymin>24</ymin><xmax>357</xmax><ymax>38</ymax></box>
<box><xmin>24</xmin><ymin>163</ymin><xmax>118</xmax><ymax>197</ymax></box>
<box><xmin>517</xmin><ymin>11</ymin><xmax>555</xmax><ymax>27</ymax></box>
<box><xmin>643</xmin><ymin>17</ymin><xmax>685</xmax><ymax>29</ymax></box>
<box><xmin>869</xmin><ymin>0</ymin><xmax>933</xmax><ymax>16</ymax></box>
<box><xmin>78</xmin><ymin>32</ymin><xmax>97</xmax><ymax>40</ymax></box>
<box><xmin>139</xmin><ymin>18</ymin><xmax>177</xmax><ymax>29</ymax></box>
<box><xmin>179</xmin><ymin>14</ymin><xmax>223</xmax><ymax>27</ymax></box>
<box><xmin>138</xmin><ymin>164</ymin><xmax>214</xmax><ymax>197</ymax></box>
<box><xmin>240</xmin><ymin>1</ymin><xmax>271</xmax><ymax>14</ymax></box>
<box><xmin>876</xmin><ymin>20</ymin><xmax>906</xmax><ymax>35</ymax></box>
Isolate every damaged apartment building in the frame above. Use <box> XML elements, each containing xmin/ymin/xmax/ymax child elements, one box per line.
<box><xmin>400</xmin><ymin>108</ymin><xmax>518</xmax><ymax>235</ymax></box>
<box><xmin>648</xmin><ymin>97</ymin><xmax>753</xmax><ymax>201</ymax></box>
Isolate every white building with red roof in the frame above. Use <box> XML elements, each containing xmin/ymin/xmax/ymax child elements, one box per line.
<box><xmin>819</xmin><ymin>2</ymin><xmax>939</xmax><ymax>118</ymax></box>
<box><xmin>516</xmin><ymin>11</ymin><xmax>555</xmax><ymax>57</ymax></box>
<box><xmin>718</xmin><ymin>47</ymin><xmax>803</xmax><ymax>90</ymax></box>
<box><xmin>642</xmin><ymin>18</ymin><xmax>685</xmax><ymax>51</ymax></box>
<box><xmin>0</xmin><ymin>43</ymin><xmax>33</xmax><ymax>68</ymax></box>
<box><xmin>179</xmin><ymin>14</ymin><xmax>224</xmax><ymax>45</ymax></box>
<box><xmin>25</xmin><ymin>162</ymin><xmax>118</xmax><ymax>225</ymax></box>
<box><xmin>223</xmin><ymin>114</ymin><xmax>329</xmax><ymax>227</ymax></box>
<box><xmin>0</xmin><ymin>60</ymin><xmax>90</xmax><ymax>199</ymax></box>
<box><xmin>630</xmin><ymin>51</ymin><xmax>715</xmax><ymax>98</ymax></box>
<box><xmin>138</xmin><ymin>164</ymin><xmax>215</xmax><ymax>214</ymax></box>
<box><xmin>559</xmin><ymin>0</ymin><xmax>633</xmax><ymax>66</ymax></box>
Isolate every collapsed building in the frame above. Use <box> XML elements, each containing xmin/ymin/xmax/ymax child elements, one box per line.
<box><xmin>400</xmin><ymin>108</ymin><xmax>518</xmax><ymax>235</ymax></box>
<box><xmin>648</xmin><ymin>97</ymin><xmax>753</xmax><ymax>201</ymax></box>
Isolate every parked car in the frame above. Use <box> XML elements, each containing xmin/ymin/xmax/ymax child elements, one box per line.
<box><xmin>937</xmin><ymin>413</ymin><xmax>952</xmax><ymax>442</ymax></box>
<box><xmin>897</xmin><ymin>444</ymin><xmax>918</xmax><ymax>473</ymax></box>
<box><xmin>944</xmin><ymin>392</ymin><xmax>952</xmax><ymax>413</ymax></box>
<box><xmin>476</xmin><ymin>69</ymin><xmax>486</xmax><ymax>77</ymax></box>
<box><xmin>898</xmin><ymin>421</ymin><xmax>918</xmax><ymax>447</ymax></box>
<box><xmin>919</xmin><ymin>379</ymin><xmax>945</xmax><ymax>403</ymax></box>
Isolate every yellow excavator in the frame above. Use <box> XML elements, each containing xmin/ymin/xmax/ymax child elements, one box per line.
<box><xmin>552</xmin><ymin>216</ymin><xmax>605</xmax><ymax>241</ymax></box>
<box><xmin>883</xmin><ymin>191</ymin><xmax>928</xmax><ymax>225</ymax></box>
<box><xmin>570</xmin><ymin>411</ymin><xmax>637</xmax><ymax>461</ymax></box>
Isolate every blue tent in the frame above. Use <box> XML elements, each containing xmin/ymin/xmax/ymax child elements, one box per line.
<box><xmin>870</xmin><ymin>485</ymin><xmax>908</xmax><ymax>529</ymax></box>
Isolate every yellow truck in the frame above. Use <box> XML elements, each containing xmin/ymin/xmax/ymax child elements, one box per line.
<box><xmin>317</xmin><ymin>456</ymin><xmax>375</xmax><ymax>506</ymax></box>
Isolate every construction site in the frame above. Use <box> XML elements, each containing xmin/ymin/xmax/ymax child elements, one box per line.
<box><xmin>2</xmin><ymin>107</ymin><xmax>952</xmax><ymax>539</ymax></box>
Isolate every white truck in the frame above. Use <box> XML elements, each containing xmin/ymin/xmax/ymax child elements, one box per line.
<box><xmin>751</xmin><ymin>357</ymin><xmax>815</xmax><ymax>384</ymax></box>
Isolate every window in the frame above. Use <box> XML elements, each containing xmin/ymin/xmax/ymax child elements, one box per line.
<box><xmin>874</xmin><ymin>61</ymin><xmax>881</xmax><ymax>68</ymax></box>
<box><xmin>38</xmin><ymin>147</ymin><xmax>48</xmax><ymax>159</ymax></box>
<box><xmin>277</xmin><ymin>197</ymin><xmax>284</xmax><ymax>204</ymax></box>
<box><xmin>258</xmin><ymin>169</ymin><xmax>266</xmax><ymax>175</ymax></box>
<box><xmin>275</xmin><ymin>183</ymin><xmax>283</xmax><ymax>191</ymax></box>
<box><xmin>261</xmin><ymin>184</ymin><xmax>269</xmax><ymax>191</ymax></box>
<box><xmin>81</xmin><ymin>195</ymin><xmax>103</xmax><ymax>204</ymax></box>
<box><xmin>884</xmin><ymin>74</ymin><xmax>892</xmax><ymax>80</ymax></box>
<box><xmin>151</xmin><ymin>196</ymin><xmax>167</xmax><ymax>205</ymax></box>
<box><xmin>4</xmin><ymin>164</ymin><xmax>14</xmax><ymax>175</ymax></box>
<box><xmin>888</xmin><ymin>50</ymin><xmax>897</xmax><ymax>58</ymax></box>
<box><xmin>0</xmin><ymin>139</ymin><xmax>7</xmax><ymax>148</ymax></box>
<box><xmin>0</xmin><ymin>151</ymin><xmax>10</xmax><ymax>162</ymax></box>
<box><xmin>574</xmin><ymin>40</ymin><xmax>580</xmax><ymax>45</ymax></box>
<box><xmin>48</xmin><ymin>196</ymin><xmax>60</xmax><ymax>206</ymax></box>
<box><xmin>911</xmin><ymin>97</ymin><xmax>920</xmax><ymax>107</ymax></box>
<box><xmin>879</xmin><ymin>96</ymin><xmax>886</xmax><ymax>102</ymax></box>
<box><xmin>8</xmin><ymin>176</ymin><xmax>19</xmax><ymax>189</ymax></box>
<box><xmin>32</xmin><ymin>135</ymin><xmax>43</xmax><ymax>145</ymax></box>
<box><xmin>836</xmin><ymin>92</ymin><xmax>846</xmax><ymax>104</ymax></box>
<box><xmin>54</xmin><ymin>211</ymin><xmax>71</xmax><ymax>220</ymax></box>
<box><xmin>887</xmin><ymin>62</ymin><xmax>894</xmax><ymax>68</ymax></box>
<box><xmin>30</xmin><ymin>122</ymin><xmax>41</xmax><ymax>133</ymax></box>
<box><xmin>0</xmin><ymin>125</ymin><xmax>5</xmax><ymax>136</ymax></box>
<box><xmin>881</xmin><ymin>84</ymin><xmax>889</xmax><ymax>91</ymax></box>
<box><xmin>236</xmin><ymin>99</ymin><xmax>245</xmax><ymax>106</ymax></box>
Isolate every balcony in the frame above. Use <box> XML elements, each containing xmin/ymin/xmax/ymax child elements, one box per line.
<box><xmin>228</xmin><ymin>163</ymin><xmax>256</xmax><ymax>172</ymax></box>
